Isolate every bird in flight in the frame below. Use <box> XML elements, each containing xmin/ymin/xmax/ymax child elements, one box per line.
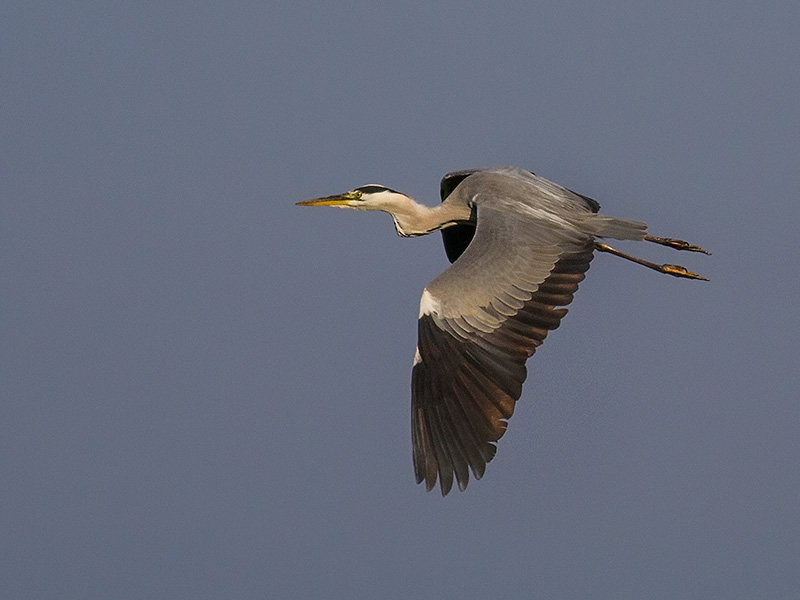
<box><xmin>297</xmin><ymin>167</ymin><xmax>708</xmax><ymax>496</ymax></box>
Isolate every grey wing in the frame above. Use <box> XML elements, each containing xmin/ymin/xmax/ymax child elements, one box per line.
<box><xmin>411</xmin><ymin>202</ymin><xmax>594</xmax><ymax>495</ymax></box>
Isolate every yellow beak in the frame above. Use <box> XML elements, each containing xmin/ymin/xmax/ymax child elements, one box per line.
<box><xmin>296</xmin><ymin>192</ymin><xmax>357</xmax><ymax>207</ymax></box>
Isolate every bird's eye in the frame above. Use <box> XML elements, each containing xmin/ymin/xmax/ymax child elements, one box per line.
<box><xmin>351</xmin><ymin>190</ymin><xmax>363</xmax><ymax>199</ymax></box>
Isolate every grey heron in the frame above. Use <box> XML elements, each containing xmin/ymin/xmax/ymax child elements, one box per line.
<box><xmin>297</xmin><ymin>166</ymin><xmax>708</xmax><ymax>496</ymax></box>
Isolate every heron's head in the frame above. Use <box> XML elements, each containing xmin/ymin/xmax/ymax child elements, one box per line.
<box><xmin>296</xmin><ymin>185</ymin><xmax>412</xmax><ymax>212</ymax></box>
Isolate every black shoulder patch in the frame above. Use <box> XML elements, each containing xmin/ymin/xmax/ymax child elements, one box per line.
<box><xmin>439</xmin><ymin>170</ymin><xmax>480</xmax><ymax>263</ymax></box>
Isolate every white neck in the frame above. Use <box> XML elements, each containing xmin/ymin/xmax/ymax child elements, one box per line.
<box><xmin>367</xmin><ymin>191</ymin><xmax>470</xmax><ymax>237</ymax></box>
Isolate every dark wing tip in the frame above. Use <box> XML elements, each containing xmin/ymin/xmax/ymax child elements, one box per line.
<box><xmin>413</xmin><ymin>315</ymin><xmax>521</xmax><ymax>496</ymax></box>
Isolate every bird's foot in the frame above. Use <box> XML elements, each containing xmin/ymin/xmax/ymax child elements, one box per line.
<box><xmin>645</xmin><ymin>236</ymin><xmax>711</xmax><ymax>255</ymax></box>
<box><xmin>661</xmin><ymin>264</ymin><xmax>709</xmax><ymax>281</ymax></box>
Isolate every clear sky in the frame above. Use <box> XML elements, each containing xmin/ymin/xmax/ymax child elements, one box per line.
<box><xmin>3</xmin><ymin>2</ymin><xmax>799</xmax><ymax>598</ymax></box>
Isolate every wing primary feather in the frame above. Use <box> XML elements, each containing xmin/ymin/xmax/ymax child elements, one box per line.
<box><xmin>427</xmin><ymin>403</ymin><xmax>455</xmax><ymax>495</ymax></box>
<box><xmin>435</xmin><ymin>403</ymin><xmax>471</xmax><ymax>493</ymax></box>
<box><xmin>459</xmin><ymin>359</ymin><xmax>516</xmax><ymax>428</ymax></box>
<box><xmin>449</xmin><ymin>374</ymin><xmax>503</xmax><ymax>475</ymax></box>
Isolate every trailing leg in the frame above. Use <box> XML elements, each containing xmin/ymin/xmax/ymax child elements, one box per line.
<box><xmin>594</xmin><ymin>242</ymin><xmax>708</xmax><ymax>281</ymax></box>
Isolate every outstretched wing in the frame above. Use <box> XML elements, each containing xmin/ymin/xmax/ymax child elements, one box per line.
<box><xmin>411</xmin><ymin>199</ymin><xmax>594</xmax><ymax>495</ymax></box>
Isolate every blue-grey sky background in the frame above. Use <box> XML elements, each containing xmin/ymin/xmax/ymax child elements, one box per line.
<box><xmin>3</xmin><ymin>2</ymin><xmax>799</xmax><ymax>598</ymax></box>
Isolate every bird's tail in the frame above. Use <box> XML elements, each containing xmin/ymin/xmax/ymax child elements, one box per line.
<box><xmin>583</xmin><ymin>214</ymin><xmax>648</xmax><ymax>241</ymax></box>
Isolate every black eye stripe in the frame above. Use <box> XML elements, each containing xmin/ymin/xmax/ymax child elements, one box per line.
<box><xmin>354</xmin><ymin>185</ymin><xmax>400</xmax><ymax>195</ymax></box>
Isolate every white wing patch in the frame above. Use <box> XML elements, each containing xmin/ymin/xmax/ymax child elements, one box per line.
<box><xmin>418</xmin><ymin>288</ymin><xmax>441</xmax><ymax>317</ymax></box>
<box><xmin>413</xmin><ymin>346</ymin><xmax>422</xmax><ymax>366</ymax></box>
